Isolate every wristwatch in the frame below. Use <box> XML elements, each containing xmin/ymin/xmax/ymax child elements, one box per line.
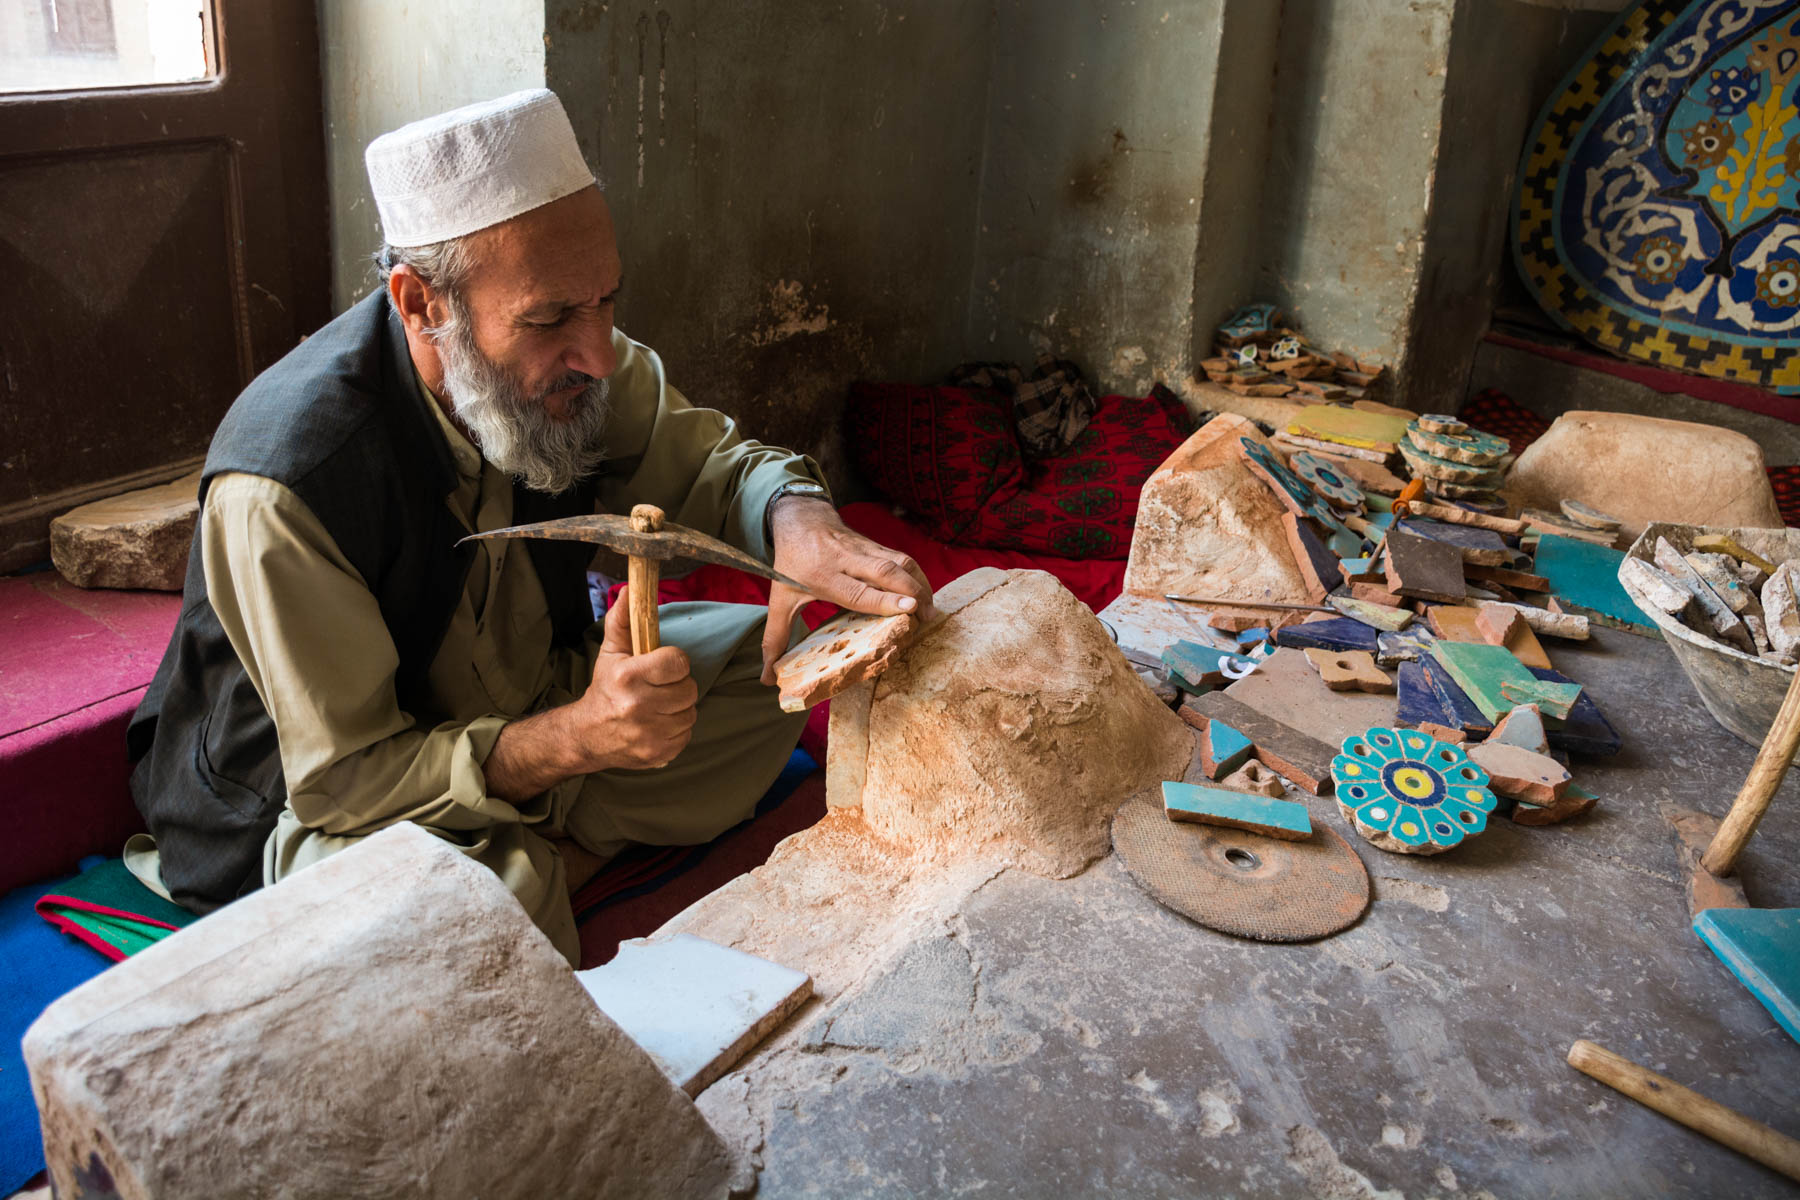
<box><xmin>770</xmin><ymin>480</ymin><xmax>831</xmax><ymax>506</ymax></box>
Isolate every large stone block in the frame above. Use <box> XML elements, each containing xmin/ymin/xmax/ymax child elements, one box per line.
<box><xmin>1121</xmin><ymin>413</ymin><xmax>1314</xmax><ymax>604</ymax></box>
<box><xmin>49</xmin><ymin>470</ymin><xmax>202</xmax><ymax>591</ymax></box>
<box><xmin>1505</xmin><ymin>411</ymin><xmax>1780</xmax><ymax>542</ymax></box>
<box><xmin>854</xmin><ymin>569</ymin><xmax>1193</xmax><ymax>877</ymax></box>
<box><xmin>23</xmin><ymin>823</ymin><xmax>732</xmax><ymax>1200</ymax></box>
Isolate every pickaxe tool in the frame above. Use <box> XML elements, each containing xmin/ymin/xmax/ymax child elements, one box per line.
<box><xmin>458</xmin><ymin>504</ymin><xmax>811</xmax><ymax>655</ymax></box>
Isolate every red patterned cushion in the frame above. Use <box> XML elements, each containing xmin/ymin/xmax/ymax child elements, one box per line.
<box><xmin>1768</xmin><ymin>465</ymin><xmax>1800</xmax><ymax>528</ymax></box>
<box><xmin>1458</xmin><ymin>388</ymin><xmax>1552</xmax><ymax>455</ymax></box>
<box><xmin>957</xmin><ymin>386</ymin><xmax>1194</xmax><ymax>559</ymax></box>
<box><xmin>844</xmin><ymin>383</ymin><xmax>1024</xmax><ymax>542</ymax></box>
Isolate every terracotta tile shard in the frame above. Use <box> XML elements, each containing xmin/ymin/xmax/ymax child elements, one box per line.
<box><xmin>1349</xmin><ymin>582</ymin><xmax>1409</xmax><ymax>607</ymax></box>
<box><xmin>1467</xmin><ymin>742</ymin><xmax>1570</xmax><ymax>806</ymax></box>
<box><xmin>1464</xmin><ymin>562</ymin><xmax>1550</xmax><ymax>592</ymax></box>
<box><xmin>1509</xmin><ymin>782</ymin><xmax>1598</xmax><ymax>825</ymax></box>
<box><xmin>1161</xmin><ymin>781</ymin><xmax>1313</xmax><ymax>840</ymax></box>
<box><xmin>1417</xmin><ymin>722</ymin><xmax>1466</xmax><ymax>744</ymax></box>
<box><xmin>1385</xmin><ymin>530</ymin><xmax>1466</xmax><ymax>603</ymax></box>
<box><xmin>1217</xmin><ymin>760</ymin><xmax>1289</xmax><ymax>797</ymax></box>
<box><xmin>1223</xmin><ymin>646</ymin><xmax>1398</xmax><ymax>748</ymax></box>
<box><xmin>775</xmin><ymin>610</ymin><xmax>917</xmax><ymax>712</ymax></box>
<box><xmin>1404</xmin><ymin>500</ymin><xmax>1525</xmax><ymax>536</ymax></box>
<box><xmin>1303</xmin><ymin>648</ymin><xmax>1395</xmax><ymax>694</ymax></box>
<box><xmin>1185</xmin><ymin>691</ymin><xmax>1335</xmax><ymax>795</ymax></box>
<box><xmin>1425</xmin><ymin>604</ymin><xmax>1485</xmax><ymax>643</ymax></box>
<box><xmin>1496</xmin><ymin>602</ymin><xmax>1590</xmax><ymax>641</ymax></box>
<box><xmin>1475</xmin><ymin>603</ymin><xmax>1552</xmax><ymax>670</ymax></box>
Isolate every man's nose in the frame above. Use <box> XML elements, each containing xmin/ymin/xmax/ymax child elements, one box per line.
<box><xmin>566</xmin><ymin>326</ymin><xmax>617</xmax><ymax>382</ymax></box>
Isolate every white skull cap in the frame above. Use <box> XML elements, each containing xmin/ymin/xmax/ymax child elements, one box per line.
<box><xmin>365</xmin><ymin>89</ymin><xmax>596</xmax><ymax>248</ymax></box>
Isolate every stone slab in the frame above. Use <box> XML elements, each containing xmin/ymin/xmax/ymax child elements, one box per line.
<box><xmin>576</xmin><ymin>934</ymin><xmax>813</xmax><ymax>1096</ymax></box>
<box><xmin>22</xmin><ymin>823</ymin><xmax>732</xmax><ymax>1200</ymax></box>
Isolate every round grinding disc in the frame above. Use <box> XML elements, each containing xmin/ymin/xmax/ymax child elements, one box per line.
<box><xmin>1111</xmin><ymin>788</ymin><xmax>1370</xmax><ymax>941</ymax></box>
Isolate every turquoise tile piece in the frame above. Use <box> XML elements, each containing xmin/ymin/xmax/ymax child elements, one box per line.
<box><xmin>1207</xmin><ymin>719</ymin><xmax>1255</xmax><ymax>777</ymax></box>
<box><xmin>1161</xmin><ymin>781</ymin><xmax>1313</xmax><ymax>839</ymax></box>
<box><xmin>1162</xmin><ymin>641</ymin><xmax>1253</xmax><ymax>691</ymax></box>
<box><xmin>1533</xmin><ymin>535</ymin><xmax>1657</xmax><ymax>633</ymax></box>
<box><xmin>1693</xmin><ymin>908</ymin><xmax>1800</xmax><ymax>1046</ymax></box>
<box><xmin>1427</xmin><ymin>641</ymin><xmax>1543</xmax><ymax>723</ymax></box>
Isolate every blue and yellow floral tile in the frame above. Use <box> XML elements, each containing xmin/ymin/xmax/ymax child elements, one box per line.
<box><xmin>1331</xmin><ymin>727</ymin><xmax>1498</xmax><ymax>856</ymax></box>
<box><xmin>1515</xmin><ymin>1</ymin><xmax>1800</xmax><ymax>394</ymax></box>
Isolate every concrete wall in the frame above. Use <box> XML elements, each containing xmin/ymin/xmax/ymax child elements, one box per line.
<box><xmin>966</xmin><ymin>0</ymin><xmax>1229</xmax><ymax>396</ymax></box>
<box><xmin>1255</xmin><ymin>0</ymin><xmax>1455</xmax><ymax>392</ymax></box>
<box><xmin>319</xmin><ymin>0</ymin><xmax>545</xmax><ymax>310</ymax></box>
<box><xmin>547</xmin><ymin>0</ymin><xmax>993</xmax><ymax>493</ymax></box>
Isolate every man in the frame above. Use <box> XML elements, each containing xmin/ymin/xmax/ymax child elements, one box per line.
<box><xmin>126</xmin><ymin>89</ymin><xmax>931</xmax><ymax>965</ymax></box>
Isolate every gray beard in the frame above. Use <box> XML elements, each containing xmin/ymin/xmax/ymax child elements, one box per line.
<box><xmin>434</xmin><ymin>320</ymin><xmax>611</xmax><ymax>494</ymax></box>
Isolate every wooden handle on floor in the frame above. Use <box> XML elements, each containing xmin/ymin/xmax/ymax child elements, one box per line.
<box><xmin>627</xmin><ymin>505</ymin><xmax>663</xmax><ymax>656</ymax></box>
<box><xmin>1702</xmin><ymin>664</ymin><xmax>1800</xmax><ymax>877</ymax></box>
<box><xmin>1567</xmin><ymin>1040</ymin><xmax>1800</xmax><ymax>1182</ymax></box>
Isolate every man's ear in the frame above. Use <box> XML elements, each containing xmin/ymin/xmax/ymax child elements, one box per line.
<box><xmin>387</xmin><ymin>264</ymin><xmax>446</xmax><ymax>337</ymax></box>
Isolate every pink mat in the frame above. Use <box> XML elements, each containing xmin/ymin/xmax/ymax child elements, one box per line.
<box><xmin>0</xmin><ymin>575</ymin><xmax>179</xmax><ymax>892</ymax></box>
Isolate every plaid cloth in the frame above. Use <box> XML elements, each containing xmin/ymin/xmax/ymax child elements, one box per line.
<box><xmin>947</xmin><ymin>353</ymin><xmax>1098</xmax><ymax>457</ymax></box>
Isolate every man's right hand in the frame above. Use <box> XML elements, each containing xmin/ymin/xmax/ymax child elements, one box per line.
<box><xmin>573</xmin><ymin>587</ymin><xmax>697</xmax><ymax>771</ymax></box>
<box><xmin>480</xmin><ymin>586</ymin><xmax>697</xmax><ymax>802</ymax></box>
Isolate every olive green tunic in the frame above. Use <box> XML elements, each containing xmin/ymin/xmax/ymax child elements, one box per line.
<box><xmin>145</xmin><ymin>329</ymin><xmax>816</xmax><ymax>964</ymax></box>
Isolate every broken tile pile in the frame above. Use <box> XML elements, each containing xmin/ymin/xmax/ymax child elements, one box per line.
<box><xmin>1199</xmin><ymin>302</ymin><xmax>1386</xmax><ymax>401</ymax></box>
<box><xmin>1620</xmin><ymin>534</ymin><xmax>1799</xmax><ymax>665</ymax></box>
<box><xmin>1141</xmin><ymin>411</ymin><xmax>1635</xmax><ymax>857</ymax></box>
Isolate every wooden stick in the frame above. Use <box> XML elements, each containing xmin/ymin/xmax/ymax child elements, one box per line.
<box><xmin>1702</xmin><ymin>664</ymin><xmax>1800</xmax><ymax>876</ymax></box>
<box><xmin>627</xmin><ymin>504</ymin><xmax>664</xmax><ymax>655</ymax></box>
<box><xmin>1567</xmin><ymin>1040</ymin><xmax>1800</xmax><ymax>1182</ymax></box>
<box><xmin>1406</xmin><ymin>499</ymin><xmax>1526</xmax><ymax>536</ymax></box>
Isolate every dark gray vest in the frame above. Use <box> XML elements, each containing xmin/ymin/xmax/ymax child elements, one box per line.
<box><xmin>127</xmin><ymin>291</ymin><xmax>596</xmax><ymax>912</ymax></box>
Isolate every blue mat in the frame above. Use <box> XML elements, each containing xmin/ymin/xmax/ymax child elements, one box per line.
<box><xmin>1</xmin><ymin>858</ymin><xmax>116</xmax><ymax>1193</ymax></box>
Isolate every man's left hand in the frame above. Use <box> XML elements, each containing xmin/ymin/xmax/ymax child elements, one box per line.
<box><xmin>761</xmin><ymin>497</ymin><xmax>935</xmax><ymax>683</ymax></box>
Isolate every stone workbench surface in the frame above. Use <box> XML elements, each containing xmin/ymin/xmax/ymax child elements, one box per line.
<box><xmin>675</xmin><ymin>627</ymin><xmax>1800</xmax><ymax>1198</ymax></box>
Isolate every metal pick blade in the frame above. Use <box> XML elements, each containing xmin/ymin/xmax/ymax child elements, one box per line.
<box><xmin>458</xmin><ymin>513</ymin><xmax>813</xmax><ymax>594</ymax></box>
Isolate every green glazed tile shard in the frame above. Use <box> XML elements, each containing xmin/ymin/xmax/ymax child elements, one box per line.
<box><xmin>1498</xmin><ymin>678</ymin><xmax>1582</xmax><ymax>721</ymax></box>
<box><xmin>1533</xmin><ymin>534</ymin><xmax>1657</xmax><ymax>634</ymax></box>
<box><xmin>1161</xmin><ymin>781</ymin><xmax>1313</xmax><ymax>840</ymax></box>
<box><xmin>1426</xmin><ymin>641</ymin><xmax>1542</xmax><ymax>722</ymax></box>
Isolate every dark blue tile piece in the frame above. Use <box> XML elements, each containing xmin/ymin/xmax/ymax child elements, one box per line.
<box><xmin>1530</xmin><ymin>665</ymin><xmax>1622</xmax><ymax>757</ymax></box>
<box><xmin>1395</xmin><ymin>659</ymin><xmax>1454</xmax><ymax>728</ymax></box>
<box><xmin>1271</xmin><ymin>617</ymin><xmax>1379</xmax><ymax>655</ymax></box>
<box><xmin>1419</xmin><ymin>652</ymin><xmax>1494</xmax><ymax>734</ymax></box>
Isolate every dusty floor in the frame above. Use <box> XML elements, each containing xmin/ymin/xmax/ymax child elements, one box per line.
<box><xmin>693</xmin><ymin>626</ymin><xmax>1800</xmax><ymax>1197</ymax></box>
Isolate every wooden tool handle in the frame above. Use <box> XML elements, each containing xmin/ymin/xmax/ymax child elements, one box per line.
<box><xmin>1567</xmin><ymin>1040</ymin><xmax>1800</xmax><ymax>1182</ymax></box>
<box><xmin>1702</xmin><ymin>664</ymin><xmax>1800</xmax><ymax>877</ymax></box>
<box><xmin>627</xmin><ymin>505</ymin><xmax>663</xmax><ymax>656</ymax></box>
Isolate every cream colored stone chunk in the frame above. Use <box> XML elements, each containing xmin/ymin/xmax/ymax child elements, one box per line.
<box><xmin>49</xmin><ymin>469</ymin><xmax>202</xmax><ymax>591</ymax></box>
<box><xmin>24</xmin><ymin>823</ymin><xmax>732</xmax><ymax>1200</ymax></box>
<box><xmin>1122</xmin><ymin>413</ymin><xmax>1315</xmax><ymax>605</ymax></box>
<box><xmin>855</xmin><ymin>569</ymin><xmax>1192</xmax><ymax>878</ymax></box>
<box><xmin>1504</xmin><ymin>411</ymin><xmax>1780</xmax><ymax>542</ymax></box>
